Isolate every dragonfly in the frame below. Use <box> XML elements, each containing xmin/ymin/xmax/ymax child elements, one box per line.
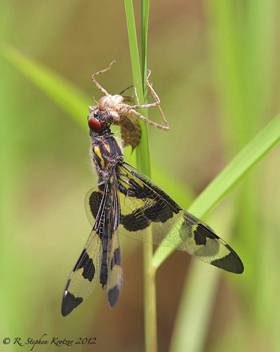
<box><xmin>61</xmin><ymin>111</ymin><xmax>244</xmax><ymax>317</ymax></box>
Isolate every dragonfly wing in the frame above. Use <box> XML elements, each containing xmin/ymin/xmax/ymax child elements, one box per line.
<box><xmin>107</xmin><ymin>227</ymin><xmax>122</xmax><ymax>307</ymax></box>
<box><xmin>61</xmin><ymin>229</ymin><xmax>102</xmax><ymax>316</ymax></box>
<box><xmin>118</xmin><ymin>163</ymin><xmax>243</xmax><ymax>274</ymax></box>
<box><xmin>62</xmin><ymin>186</ymin><xmax>107</xmax><ymax>316</ymax></box>
<box><xmin>85</xmin><ymin>185</ymin><xmax>105</xmax><ymax>226</ymax></box>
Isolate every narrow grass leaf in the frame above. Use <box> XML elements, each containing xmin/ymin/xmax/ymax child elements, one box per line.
<box><xmin>124</xmin><ymin>0</ymin><xmax>151</xmax><ymax>176</ymax></box>
<box><xmin>4</xmin><ymin>46</ymin><xmax>89</xmax><ymax>128</ymax></box>
<box><xmin>153</xmin><ymin>115</ymin><xmax>280</xmax><ymax>268</ymax></box>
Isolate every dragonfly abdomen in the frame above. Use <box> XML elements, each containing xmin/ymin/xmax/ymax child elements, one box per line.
<box><xmin>100</xmin><ymin>235</ymin><xmax>108</xmax><ymax>289</ymax></box>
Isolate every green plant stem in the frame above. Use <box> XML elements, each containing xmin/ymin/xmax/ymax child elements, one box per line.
<box><xmin>140</xmin><ymin>3</ymin><xmax>157</xmax><ymax>352</ymax></box>
<box><xmin>141</xmin><ymin>0</ymin><xmax>150</xmax><ymax>87</ymax></box>
<box><xmin>124</xmin><ymin>1</ymin><xmax>157</xmax><ymax>351</ymax></box>
<box><xmin>143</xmin><ymin>244</ymin><xmax>157</xmax><ymax>352</ymax></box>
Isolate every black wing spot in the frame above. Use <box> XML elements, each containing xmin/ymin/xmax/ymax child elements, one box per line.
<box><xmin>88</xmin><ymin>191</ymin><xmax>103</xmax><ymax>218</ymax></box>
<box><xmin>193</xmin><ymin>223</ymin><xmax>215</xmax><ymax>245</ymax></box>
<box><xmin>73</xmin><ymin>249</ymin><xmax>95</xmax><ymax>282</ymax></box>
<box><xmin>211</xmin><ymin>252</ymin><xmax>244</xmax><ymax>274</ymax></box>
<box><xmin>193</xmin><ymin>228</ymin><xmax>207</xmax><ymax>246</ymax></box>
<box><xmin>127</xmin><ymin>179</ymin><xmax>152</xmax><ymax>199</ymax></box>
<box><xmin>108</xmin><ymin>286</ymin><xmax>121</xmax><ymax>308</ymax></box>
<box><xmin>62</xmin><ymin>290</ymin><xmax>83</xmax><ymax>317</ymax></box>
<box><xmin>144</xmin><ymin>201</ymin><xmax>174</xmax><ymax>223</ymax></box>
<box><xmin>111</xmin><ymin>247</ymin><xmax>121</xmax><ymax>270</ymax></box>
<box><xmin>121</xmin><ymin>209</ymin><xmax>150</xmax><ymax>231</ymax></box>
<box><xmin>121</xmin><ymin>201</ymin><xmax>175</xmax><ymax>231</ymax></box>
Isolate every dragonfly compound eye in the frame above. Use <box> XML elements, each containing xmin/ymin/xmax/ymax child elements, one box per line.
<box><xmin>88</xmin><ymin>114</ymin><xmax>105</xmax><ymax>132</ymax></box>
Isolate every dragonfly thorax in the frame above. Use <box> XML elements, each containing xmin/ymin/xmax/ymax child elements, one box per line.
<box><xmin>91</xmin><ymin>132</ymin><xmax>124</xmax><ymax>180</ymax></box>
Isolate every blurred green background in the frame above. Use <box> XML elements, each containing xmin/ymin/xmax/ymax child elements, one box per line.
<box><xmin>1</xmin><ymin>0</ymin><xmax>279</xmax><ymax>351</ymax></box>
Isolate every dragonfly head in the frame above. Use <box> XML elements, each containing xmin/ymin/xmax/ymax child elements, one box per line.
<box><xmin>88</xmin><ymin>111</ymin><xmax>112</xmax><ymax>134</ymax></box>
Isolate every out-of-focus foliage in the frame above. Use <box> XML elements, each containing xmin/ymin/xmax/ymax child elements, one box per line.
<box><xmin>1</xmin><ymin>0</ymin><xmax>279</xmax><ymax>351</ymax></box>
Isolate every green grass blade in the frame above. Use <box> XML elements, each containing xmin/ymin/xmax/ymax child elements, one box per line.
<box><xmin>124</xmin><ymin>2</ymin><xmax>156</xmax><ymax>352</ymax></box>
<box><xmin>170</xmin><ymin>260</ymin><xmax>220</xmax><ymax>352</ymax></box>
<box><xmin>124</xmin><ymin>0</ymin><xmax>151</xmax><ymax>176</ymax></box>
<box><xmin>206</xmin><ymin>1</ymin><xmax>279</xmax><ymax>350</ymax></box>
<box><xmin>206</xmin><ymin>0</ymin><xmax>250</xmax><ymax>151</ymax></box>
<box><xmin>153</xmin><ymin>115</ymin><xmax>280</xmax><ymax>268</ymax></box>
<box><xmin>4</xmin><ymin>46</ymin><xmax>89</xmax><ymax>128</ymax></box>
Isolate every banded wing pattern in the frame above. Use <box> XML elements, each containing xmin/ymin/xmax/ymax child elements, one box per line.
<box><xmin>118</xmin><ymin>163</ymin><xmax>243</xmax><ymax>274</ymax></box>
<box><xmin>62</xmin><ymin>177</ymin><xmax>123</xmax><ymax>316</ymax></box>
<box><xmin>61</xmin><ymin>223</ymin><xmax>102</xmax><ymax>316</ymax></box>
<box><xmin>62</xmin><ymin>185</ymin><xmax>105</xmax><ymax>316</ymax></box>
